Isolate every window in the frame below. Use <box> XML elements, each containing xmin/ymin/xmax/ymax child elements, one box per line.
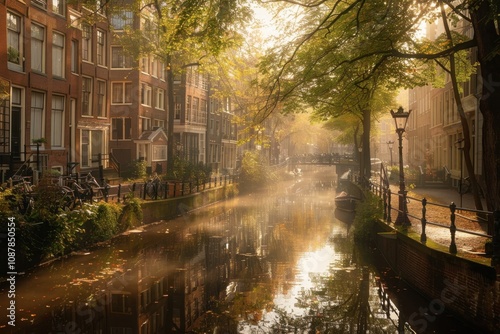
<box><xmin>111</xmin><ymin>47</ymin><xmax>132</xmax><ymax>68</ymax></box>
<box><xmin>97</xmin><ymin>80</ymin><xmax>106</xmax><ymax>117</ymax></box>
<box><xmin>7</xmin><ymin>12</ymin><xmax>23</xmax><ymax>68</ymax></box>
<box><xmin>174</xmin><ymin>95</ymin><xmax>181</xmax><ymax>119</ymax></box>
<box><xmin>52</xmin><ymin>32</ymin><xmax>65</xmax><ymax>78</ymax></box>
<box><xmin>111</xmin><ymin>118</ymin><xmax>131</xmax><ymax>140</ymax></box>
<box><xmin>31</xmin><ymin>92</ymin><xmax>45</xmax><ymax>141</ymax></box>
<box><xmin>186</xmin><ymin>96</ymin><xmax>191</xmax><ymax>121</ymax></box>
<box><xmin>82</xmin><ymin>24</ymin><xmax>92</xmax><ymax>62</ymax></box>
<box><xmin>97</xmin><ymin>30</ymin><xmax>106</xmax><ymax>66</ymax></box>
<box><xmin>193</xmin><ymin>97</ymin><xmax>199</xmax><ymax>123</ymax></box>
<box><xmin>159</xmin><ymin>63</ymin><xmax>165</xmax><ymax>80</ymax></box>
<box><xmin>155</xmin><ymin>88</ymin><xmax>164</xmax><ymax>110</ymax></box>
<box><xmin>32</xmin><ymin>0</ymin><xmax>47</xmax><ymax>9</ymax></box>
<box><xmin>52</xmin><ymin>0</ymin><xmax>65</xmax><ymax>16</ymax></box>
<box><xmin>71</xmin><ymin>40</ymin><xmax>78</xmax><ymax>73</ymax></box>
<box><xmin>153</xmin><ymin>119</ymin><xmax>164</xmax><ymax>129</ymax></box>
<box><xmin>82</xmin><ymin>77</ymin><xmax>92</xmax><ymax>116</ymax></box>
<box><xmin>81</xmin><ymin>130</ymin><xmax>103</xmax><ymax>167</ymax></box>
<box><xmin>111</xmin><ymin>293</ymin><xmax>132</xmax><ymax>314</ymax></box>
<box><xmin>31</xmin><ymin>24</ymin><xmax>45</xmax><ymax>73</ymax></box>
<box><xmin>141</xmin><ymin>57</ymin><xmax>149</xmax><ymax>74</ymax></box>
<box><xmin>153</xmin><ymin>145</ymin><xmax>167</xmax><ymax>161</ymax></box>
<box><xmin>51</xmin><ymin>95</ymin><xmax>64</xmax><ymax>147</ymax></box>
<box><xmin>141</xmin><ymin>84</ymin><xmax>152</xmax><ymax>106</ymax></box>
<box><xmin>110</xmin><ymin>10</ymin><xmax>133</xmax><ymax>30</ymax></box>
<box><xmin>111</xmin><ymin>82</ymin><xmax>132</xmax><ymax>104</ymax></box>
<box><xmin>140</xmin><ymin>117</ymin><xmax>151</xmax><ymax>132</ymax></box>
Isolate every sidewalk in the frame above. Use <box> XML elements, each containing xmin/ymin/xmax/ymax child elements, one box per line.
<box><xmin>388</xmin><ymin>184</ymin><xmax>491</xmax><ymax>254</ymax></box>
<box><xmin>405</xmin><ymin>184</ymin><xmax>487</xmax><ymax>211</ymax></box>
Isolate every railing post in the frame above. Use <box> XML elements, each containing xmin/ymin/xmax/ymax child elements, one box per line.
<box><xmin>166</xmin><ymin>182</ymin><xmax>169</xmax><ymax>199</ymax></box>
<box><xmin>117</xmin><ymin>184</ymin><xmax>121</xmax><ymax>203</ymax></box>
<box><xmin>491</xmin><ymin>210</ymin><xmax>500</xmax><ymax>267</ymax></box>
<box><xmin>449</xmin><ymin>202</ymin><xmax>457</xmax><ymax>254</ymax></box>
<box><xmin>421</xmin><ymin>198</ymin><xmax>427</xmax><ymax>243</ymax></box>
<box><xmin>143</xmin><ymin>183</ymin><xmax>147</xmax><ymax>200</ymax></box>
<box><xmin>387</xmin><ymin>188</ymin><xmax>392</xmax><ymax>223</ymax></box>
<box><xmin>383</xmin><ymin>187</ymin><xmax>388</xmax><ymax>221</ymax></box>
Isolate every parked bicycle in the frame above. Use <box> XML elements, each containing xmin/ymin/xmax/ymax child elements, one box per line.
<box><xmin>11</xmin><ymin>176</ymin><xmax>36</xmax><ymax>214</ymax></box>
<box><xmin>145</xmin><ymin>173</ymin><xmax>166</xmax><ymax>200</ymax></box>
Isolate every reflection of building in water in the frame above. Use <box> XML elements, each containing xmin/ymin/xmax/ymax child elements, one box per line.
<box><xmin>45</xmin><ymin>245</ymin><xmax>170</xmax><ymax>334</ymax></box>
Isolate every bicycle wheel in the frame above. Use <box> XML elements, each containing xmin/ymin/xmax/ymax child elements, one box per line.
<box><xmin>156</xmin><ymin>182</ymin><xmax>166</xmax><ymax>199</ymax></box>
<box><xmin>60</xmin><ymin>186</ymin><xmax>75</xmax><ymax>210</ymax></box>
<box><xmin>145</xmin><ymin>181</ymin><xmax>156</xmax><ymax>199</ymax></box>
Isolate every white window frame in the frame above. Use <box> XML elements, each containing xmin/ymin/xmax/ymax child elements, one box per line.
<box><xmin>31</xmin><ymin>91</ymin><xmax>45</xmax><ymax>142</ymax></box>
<box><xmin>82</xmin><ymin>77</ymin><xmax>92</xmax><ymax>116</ymax></box>
<box><xmin>52</xmin><ymin>0</ymin><xmax>65</xmax><ymax>16</ymax></box>
<box><xmin>82</xmin><ymin>23</ymin><xmax>92</xmax><ymax>62</ymax></box>
<box><xmin>51</xmin><ymin>95</ymin><xmax>64</xmax><ymax>147</ymax></box>
<box><xmin>97</xmin><ymin>80</ymin><xmax>106</xmax><ymax>117</ymax></box>
<box><xmin>52</xmin><ymin>31</ymin><xmax>65</xmax><ymax>78</ymax></box>
<box><xmin>111</xmin><ymin>46</ymin><xmax>132</xmax><ymax>69</ymax></box>
<box><xmin>111</xmin><ymin>82</ymin><xmax>132</xmax><ymax>104</ymax></box>
<box><xmin>111</xmin><ymin>117</ymin><xmax>131</xmax><ymax>140</ymax></box>
<box><xmin>97</xmin><ymin>29</ymin><xmax>106</xmax><ymax>66</ymax></box>
<box><xmin>31</xmin><ymin>23</ymin><xmax>46</xmax><ymax>73</ymax></box>
<box><xmin>155</xmin><ymin>88</ymin><xmax>164</xmax><ymax>110</ymax></box>
<box><xmin>153</xmin><ymin>145</ymin><xmax>167</xmax><ymax>161</ymax></box>
<box><xmin>7</xmin><ymin>12</ymin><xmax>23</xmax><ymax>71</ymax></box>
<box><xmin>141</xmin><ymin>83</ymin><xmax>152</xmax><ymax>106</ymax></box>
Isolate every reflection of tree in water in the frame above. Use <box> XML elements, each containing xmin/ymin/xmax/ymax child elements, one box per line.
<box><xmin>266</xmin><ymin>247</ymin><xmax>398</xmax><ymax>334</ymax></box>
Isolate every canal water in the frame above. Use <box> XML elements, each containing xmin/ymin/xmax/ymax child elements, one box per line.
<box><xmin>1</xmin><ymin>166</ymin><xmax>479</xmax><ymax>333</ymax></box>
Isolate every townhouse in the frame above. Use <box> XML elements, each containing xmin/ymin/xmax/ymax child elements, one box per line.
<box><xmin>0</xmin><ymin>0</ymin><xmax>238</xmax><ymax>182</ymax></box>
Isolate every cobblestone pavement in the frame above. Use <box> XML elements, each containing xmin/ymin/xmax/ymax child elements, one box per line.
<box><xmin>387</xmin><ymin>185</ymin><xmax>490</xmax><ymax>257</ymax></box>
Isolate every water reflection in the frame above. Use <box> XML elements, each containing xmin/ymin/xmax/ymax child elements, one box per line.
<box><xmin>0</xmin><ymin>167</ymin><xmax>475</xmax><ymax>333</ymax></box>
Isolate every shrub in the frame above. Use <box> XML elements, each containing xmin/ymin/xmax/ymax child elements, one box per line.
<box><xmin>118</xmin><ymin>195</ymin><xmax>143</xmax><ymax>232</ymax></box>
<box><xmin>352</xmin><ymin>192</ymin><xmax>383</xmax><ymax>243</ymax></box>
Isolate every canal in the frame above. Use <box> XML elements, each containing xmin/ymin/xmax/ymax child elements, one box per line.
<box><xmin>1</xmin><ymin>166</ymin><xmax>480</xmax><ymax>333</ymax></box>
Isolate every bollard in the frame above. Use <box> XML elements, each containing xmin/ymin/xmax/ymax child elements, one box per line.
<box><xmin>421</xmin><ymin>198</ymin><xmax>427</xmax><ymax>243</ymax></box>
<box><xmin>449</xmin><ymin>202</ymin><xmax>457</xmax><ymax>254</ymax></box>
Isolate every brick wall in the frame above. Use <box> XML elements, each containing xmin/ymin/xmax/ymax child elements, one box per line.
<box><xmin>375</xmin><ymin>221</ymin><xmax>499</xmax><ymax>333</ymax></box>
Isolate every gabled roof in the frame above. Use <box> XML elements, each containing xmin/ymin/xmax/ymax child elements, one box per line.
<box><xmin>135</xmin><ymin>127</ymin><xmax>168</xmax><ymax>143</ymax></box>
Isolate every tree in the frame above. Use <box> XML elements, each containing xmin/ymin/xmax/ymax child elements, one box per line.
<box><xmin>258</xmin><ymin>0</ymin><xmax>500</xmax><ymax>214</ymax></box>
<box><xmin>89</xmin><ymin>0</ymin><xmax>251</xmax><ymax>173</ymax></box>
<box><xmin>258</xmin><ymin>0</ymin><xmax>415</xmax><ymax>182</ymax></box>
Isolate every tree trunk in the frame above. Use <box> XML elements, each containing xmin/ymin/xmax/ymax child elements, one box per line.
<box><xmin>470</xmin><ymin>0</ymin><xmax>500</xmax><ymax>232</ymax></box>
<box><xmin>362</xmin><ymin>108</ymin><xmax>371</xmax><ymax>183</ymax></box>
<box><xmin>166</xmin><ymin>55</ymin><xmax>175</xmax><ymax>174</ymax></box>
<box><xmin>439</xmin><ymin>2</ymin><xmax>483</xmax><ymax>210</ymax></box>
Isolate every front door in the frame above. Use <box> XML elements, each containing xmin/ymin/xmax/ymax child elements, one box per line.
<box><xmin>11</xmin><ymin>105</ymin><xmax>21</xmax><ymax>160</ymax></box>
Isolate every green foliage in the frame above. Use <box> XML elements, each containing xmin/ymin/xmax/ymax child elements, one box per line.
<box><xmin>125</xmin><ymin>159</ymin><xmax>147</xmax><ymax>179</ymax></box>
<box><xmin>238</xmin><ymin>151</ymin><xmax>277</xmax><ymax>192</ymax></box>
<box><xmin>83</xmin><ymin>203</ymin><xmax>120</xmax><ymax>245</ymax></box>
<box><xmin>352</xmin><ymin>192</ymin><xmax>383</xmax><ymax>243</ymax></box>
<box><xmin>118</xmin><ymin>196</ymin><xmax>143</xmax><ymax>231</ymax></box>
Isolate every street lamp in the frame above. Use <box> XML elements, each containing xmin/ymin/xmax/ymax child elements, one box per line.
<box><xmin>390</xmin><ymin>107</ymin><xmax>412</xmax><ymax>226</ymax></box>
<box><xmin>455</xmin><ymin>138</ymin><xmax>464</xmax><ymax>207</ymax></box>
<box><xmin>387</xmin><ymin>140</ymin><xmax>394</xmax><ymax>166</ymax></box>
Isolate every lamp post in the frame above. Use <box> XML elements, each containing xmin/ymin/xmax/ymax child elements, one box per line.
<box><xmin>455</xmin><ymin>138</ymin><xmax>464</xmax><ymax>207</ymax></box>
<box><xmin>387</xmin><ymin>140</ymin><xmax>394</xmax><ymax>166</ymax></box>
<box><xmin>390</xmin><ymin>107</ymin><xmax>412</xmax><ymax>227</ymax></box>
